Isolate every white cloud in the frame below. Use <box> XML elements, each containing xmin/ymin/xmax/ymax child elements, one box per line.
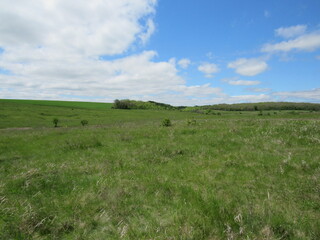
<box><xmin>227</xmin><ymin>94</ymin><xmax>271</xmax><ymax>103</ymax></box>
<box><xmin>262</xmin><ymin>33</ymin><xmax>320</xmax><ymax>53</ymax></box>
<box><xmin>275</xmin><ymin>25</ymin><xmax>307</xmax><ymax>38</ymax></box>
<box><xmin>0</xmin><ymin>48</ymin><xmax>228</xmax><ymax>105</ymax></box>
<box><xmin>228</xmin><ymin>80</ymin><xmax>261</xmax><ymax>86</ymax></box>
<box><xmin>139</xmin><ymin>18</ymin><xmax>156</xmax><ymax>45</ymax></box>
<box><xmin>0</xmin><ymin>50</ymin><xmax>182</xmax><ymax>96</ymax></box>
<box><xmin>274</xmin><ymin>88</ymin><xmax>320</xmax><ymax>101</ymax></box>
<box><xmin>246</xmin><ymin>87</ymin><xmax>271</xmax><ymax>93</ymax></box>
<box><xmin>210</xmin><ymin>94</ymin><xmax>272</xmax><ymax>104</ymax></box>
<box><xmin>0</xmin><ymin>1</ymin><xmax>230</xmax><ymax>106</ymax></box>
<box><xmin>228</xmin><ymin>58</ymin><xmax>268</xmax><ymax>76</ymax></box>
<box><xmin>178</xmin><ymin>58</ymin><xmax>191</xmax><ymax>69</ymax></box>
<box><xmin>178</xmin><ymin>84</ymin><xmax>224</xmax><ymax>97</ymax></box>
<box><xmin>0</xmin><ymin>0</ymin><xmax>157</xmax><ymax>56</ymax></box>
<box><xmin>198</xmin><ymin>63</ymin><xmax>220</xmax><ymax>78</ymax></box>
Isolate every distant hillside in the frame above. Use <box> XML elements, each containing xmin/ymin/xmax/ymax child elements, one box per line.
<box><xmin>0</xmin><ymin>99</ymin><xmax>112</xmax><ymax>110</ymax></box>
<box><xmin>186</xmin><ymin>102</ymin><xmax>320</xmax><ymax>112</ymax></box>
<box><xmin>112</xmin><ymin>99</ymin><xmax>186</xmax><ymax>110</ymax></box>
<box><xmin>2</xmin><ymin>99</ymin><xmax>319</xmax><ymax>111</ymax></box>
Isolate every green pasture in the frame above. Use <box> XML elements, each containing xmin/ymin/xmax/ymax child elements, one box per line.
<box><xmin>0</xmin><ymin>99</ymin><xmax>319</xmax><ymax>239</ymax></box>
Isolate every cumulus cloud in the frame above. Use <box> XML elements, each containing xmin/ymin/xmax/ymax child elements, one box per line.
<box><xmin>0</xmin><ymin>48</ymin><xmax>228</xmax><ymax>105</ymax></box>
<box><xmin>198</xmin><ymin>63</ymin><xmax>220</xmax><ymax>78</ymax></box>
<box><xmin>0</xmin><ymin>50</ymin><xmax>180</xmax><ymax>96</ymax></box>
<box><xmin>275</xmin><ymin>25</ymin><xmax>307</xmax><ymax>38</ymax></box>
<box><xmin>0</xmin><ymin>0</ymin><xmax>215</xmax><ymax>105</ymax></box>
<box><xmin>0</xmin><ymin>0</ymin><xmax>231</xmax><ymax>105</ymax></box>
<box><xmin>262</xmin><ymin>32</ymin><xmax>320</xmax><ymax>53</ymax></box>
<box><xmin>228</xmin><ymin>58</ymin><xmax>268</xmax><ymax>76</ymax></box>
<box><xmin>178</xmin><ymin>58</ymin><xmax>191</xmax><ymax>69</ymax></box>
<box><xmin>0</xmin><ymin>0</ymin><xmax>157</xmax><ymax>56</ymax></box>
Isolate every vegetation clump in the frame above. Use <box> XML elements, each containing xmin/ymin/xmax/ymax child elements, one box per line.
<box><xmin>187</xmin><ymin>119</ymin><xmax>197</xmax><ymax>125</ymax></box>
<box><xmin>162</xmin><ymin>118</ymin><xmax>172</xmax><ymax>127</ymax></box>
<box><xmin>53</xmin><ymin>118</ymin><xmax>59</xmax><ymax>127</ymax></box>
<box><xmin>81</xmin><ymin>120</ymin><xmax>88</xmax><ymax>126</ymax></box>
<box><xmin>112</xmin><ymin>99</ymin><xmax>185</xmax><ymax>110</ymax></box>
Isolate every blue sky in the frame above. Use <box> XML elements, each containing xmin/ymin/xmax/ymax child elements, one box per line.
<box><xmin>0</xmin><ymin>0</ymin><xmax>319</xmax><ymax>105</ymax></box>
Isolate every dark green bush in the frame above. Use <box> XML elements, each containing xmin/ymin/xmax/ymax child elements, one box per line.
<box><xmin>81</xmin><ymin>120</ymin><xmax>88</xmax><ymax>126</ymax></box>
<box><xmin>53</xmin><ymin>118</ymin><xmax>59</xmax><ymax>127</ymax></box>
<box><xmin>162</xmin><ymin>118</ymin><xmax>172</xmax><ymax>127</ymax></box>
<box><xmin>112</xmin><ymin>99</ymin><xmax>134</xmax><ymax>109</ymax></box>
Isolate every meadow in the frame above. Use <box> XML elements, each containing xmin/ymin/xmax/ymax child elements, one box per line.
<box><xmin>0</xmin><ymin>99</ymin><xmax>320</xmax><ymax>239</ymax></box>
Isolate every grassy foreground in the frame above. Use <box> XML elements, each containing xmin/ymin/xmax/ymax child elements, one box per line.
<box><xmin>0</xmin><ymin>100</ymin><xmax>320</xmax><ymax>239</ymax></box>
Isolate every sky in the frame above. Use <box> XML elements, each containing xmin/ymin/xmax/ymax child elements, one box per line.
<box><xmin>0</xmin><ymin>0</ymin><xmax>319</xmax><ymax>106</ymax></box>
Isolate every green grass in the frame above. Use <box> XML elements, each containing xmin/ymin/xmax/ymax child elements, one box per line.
<box><xmin>0</xmin><ymin>99</ymin><xmax>113</xmax><ymax>110</ymax></box>
<box><xmin>0</xmin><ymin>100</ymin><xmax>320</xmax><ymax>239</ymax></box>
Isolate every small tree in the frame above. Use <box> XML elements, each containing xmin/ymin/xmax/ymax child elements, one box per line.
<box><xmin>81</xmin><ymin>120</ymin><xmax>88</xmax><ymax>126</ymax></box>
<box><xmin>53</xmin><ymin>118</ymin><xmax>59</xmax><ymax>127</ymax></box>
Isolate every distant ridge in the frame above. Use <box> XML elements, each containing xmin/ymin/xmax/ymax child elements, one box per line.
<box><xmin>1</xmin><ymin>99</ymin><xmax>319</xmax><ymax>111</ymax></box>
<box><xmin>195</xmin><ymin>102</ymin><xmax>320</xmax><ymax>111</ymax></box>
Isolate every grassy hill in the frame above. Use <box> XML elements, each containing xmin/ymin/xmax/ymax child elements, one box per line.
<box><xmin>186</xmin><ymin>101</ymin><xmax>320</xmax><ymax>112</ymax></box>
<box><xmin>0</xmin><ymin>99</ymin><xmax>113</xmax><ymax>110</ymax></box>
<box><xmin>0</xmin><ymin>99</ymin><xmax>320</xmax><ymax>239</ymax></box>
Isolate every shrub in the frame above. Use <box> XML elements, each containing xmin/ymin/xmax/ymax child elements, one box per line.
<box><xmin>112</xmin><ymin>99</ymin><xmax>135</xmax><ymax>109</ymax></box>
<box><xmin>53</xmin><ymin>118</ymin><xmax>59</xmax><ymax>127</ymax></box>
<box><xmin>81</xmin><ymin>120</ymin><xmax>88</xmax><ymax>126</ymax></box>
<box><xmin>187</xmin><ymin>119</ymin><xmax>197</xmax><ymax>125</ymax></box>
<box><xmin>162</xmin><ymin>118</ymin><xmax>172</xmax><ymax>127</ymax></box>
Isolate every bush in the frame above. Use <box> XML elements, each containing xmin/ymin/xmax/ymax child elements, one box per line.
<box><xmin>81</xmin><ymin>120</ymin><xmax>88</xmax><ymax>126</ymax></box>
<box><xmin>53</xmin><ymin>118</ymin><xmax>59</xmax><ymax>127</ymax></box>
<box><xmin>162</xmin><ymin>118</ymin><xmax>172</xmax><ymax>127</ymax></box>
<box><xmin>187</xmin><ymin>119</ymin><xmax>197</xmax><ymax>125</ymax></box>
<box><xmin>112</xmin><ymin>99</ymin><xmax>135</xmax><ymax>109</ymax></box>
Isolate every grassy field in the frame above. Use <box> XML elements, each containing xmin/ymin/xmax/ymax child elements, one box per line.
<box><xmin>0</xmin><ymin>99</ymin><xmax>320</xmax><ymax>239</ymax></box>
